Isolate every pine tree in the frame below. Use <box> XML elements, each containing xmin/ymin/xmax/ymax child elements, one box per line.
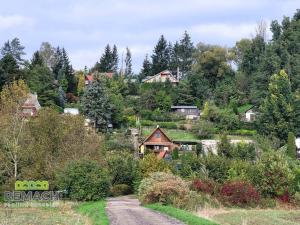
<box><xmin>112</xmin><ymin>45</ymin><xmax>119</xmax><ymax>73</ymax></box>
<box><xmin>81</xmin><ymin>76</ymin><xmax>112</xmax><ymax>132</ymax></box>
<box><xmin>0</xmin><ymin>54</ymin><xmax>20</xmax><ymax>89</ymax></box>
<box><xmin>52</xmin><ymin>47</ymin><xmax>63</xmax><ymax>80</ymax></box>
<box><xmin>139</xmin><ymin>54</ymin><xmax>152</xmax><ymax>81</ymax></box>
<box><xmin>178</xmin><ymin>31</ymin><xmax>194</xmax><ymax>76</ymax></box>
<box><xmin>95</xmin><ymin>44</ymin><xmax>113</xmax><ymax>72</ymax></box>
<box><xmin>0</xmin><ymin>38</ymin><xmax>25</xmax><ymax>65</ymax></box>
<box><xmin>151</xmin><ymin>35</ymin><xmax>169</xmax><ymax>74</ymax></box>
<box><xmin>62</xmin><ymin>48</ymin><xmax>77</xmax><ymax>94</ymax></box>
<box><xmin>170</xmin><ymin>41</ymin><xmax>181</xmax><ymax>71</ymax></box>
<box><xmin>124</xmin><ymin>47</ymin><xmax>132</xmax><ymax>76</ymax></box>
<box><xmin>259</xmin><ymin>70</ymin><xmax>295</xmax><ymax>141</ymax></box>
<box><xmin>31</xmin><ymin>51</ymin><xmax>44</xmax><ymax>67</ymax></box>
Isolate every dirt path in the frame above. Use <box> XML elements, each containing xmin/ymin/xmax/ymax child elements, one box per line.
<box><xmin>106</xmin><ymin>196</ymin><xmax>185</xmax><ymax>225</ymax></box>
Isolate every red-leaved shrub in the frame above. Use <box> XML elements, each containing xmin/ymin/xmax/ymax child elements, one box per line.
<box><xmin>220</xmin><ymin>181</ymin><xmax>260</xmax><ymax>207</ymax></box>
<box><xmin>278</xmin><ymin>192</ymin><xmax>290</xmax><ymax>203</ymax></box>
<box><xmin>193</xmin><ymin>179</ymin><xmax>217</xmax><ymax>195</ymax></box>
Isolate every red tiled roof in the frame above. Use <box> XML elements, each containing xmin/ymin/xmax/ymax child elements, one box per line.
<box><xmin>86</xmin><ymin>75</ymin><xmax>93</xmax><ymax>81</ymax></box>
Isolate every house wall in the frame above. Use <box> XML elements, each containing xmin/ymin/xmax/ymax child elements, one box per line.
<box><xmin>174</xmin><ymin>108</ymin><xmax>199</xmax><ymax>116</ymax></box>
<box><xmin>147</xmin><ymin>129</ymin><xmax>171</xmax><ymax>143</ymax></box>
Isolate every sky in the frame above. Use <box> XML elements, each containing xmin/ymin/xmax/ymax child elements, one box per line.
<box><xmin>0</xmin><ymin>0</ymin><xmax>299</xmax><ymax>73</ymax></box>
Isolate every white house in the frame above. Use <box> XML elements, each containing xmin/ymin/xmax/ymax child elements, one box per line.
<box><xmin>142</xmin><ymin>70</ymin><xmax>179</xmax><ymax>84</ymax></box>
<box><xmin>244</xmin><ymin>107</ymin><xmax>257</xmax><ymax>122</ymax></box>
<box><xmin>63</xmin><ymin>108</ymin><xmax>79</xmax><ymax>115</ymax></box>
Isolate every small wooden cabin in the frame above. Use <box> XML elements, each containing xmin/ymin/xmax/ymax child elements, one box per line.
<box><xmin>139</xmin><ymin>126</ymin><xmax>178</xmax><ymax>157</ymax></box>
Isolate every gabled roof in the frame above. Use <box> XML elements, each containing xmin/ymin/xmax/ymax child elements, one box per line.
<box><xmin>141</xmin><ymin>126</ymin><xmax>173</xmax><ymax>145</ymax></box>
<box><xmin>171</xmin><ymin>106</ymin><xmax>198</xmax><ymax>109</ymax></box>
<box><xmin>22</xmin><ymin>93</ymin><xmax>41</xmax><ymax>110</ymax></box>
<box><xmin>142</xmin><ymin>70</ymin><xmax>179</xmax><ymax>83</ymax></box>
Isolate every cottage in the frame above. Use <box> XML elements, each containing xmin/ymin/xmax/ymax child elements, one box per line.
<box><xmin>171</xmin><ymin>106</ymin><xmax>200</xmax><ymax>120</ymax></box>
<box><xmin>139</xmin><ymin>126</ymin><xmax>178</xmax><ymax>157</ymax></box>
<box><xmin>21</xmin><ymin>93</ymin><xmax>41</xmax><ymax>117</ymax></box>
<box><xmin>244</xmin><ymin>106</ymin><xmax>257</xmax><ymax>122</ymax></box>
<box><xmin>142</xmin><ymin>70</ymin><xmax>179</xmax><ymax>84</ymax></box>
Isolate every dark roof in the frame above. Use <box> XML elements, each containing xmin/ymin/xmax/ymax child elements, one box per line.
<box><xmin>171</xmin><ymin>106</ymin><xmax>198</xmax><ymax>109</ymax></box>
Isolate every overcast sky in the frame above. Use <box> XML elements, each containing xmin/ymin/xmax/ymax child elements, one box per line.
<box><xmin>0</xmin><ymin>0</ymin><xmax>299</xmax><ymax>72</ymax></box>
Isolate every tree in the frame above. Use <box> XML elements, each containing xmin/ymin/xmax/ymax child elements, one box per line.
<box><xmin>217</xmin><ymin>133</ymin><xmax>232</xmax><ymax>157</ymax></box>
<box><xmin>0</xmin><ymin>38</ymin><xmax>25</xmax><ymax>65</ymax></box>
<box><xmin>124</xmin><ymin>47</ymin><xmax>132</xmax><ymax>76</ymax></box>
<box><xmin>178</xmin><ymin>31</ymin><xmax>194</xmax><ymax>76</ymax></box>
<box><xmin>196</xmin><ymin>143</ymin><xmax>203</xmax><ymax>157</ymax></box>
<box><xmin>287</xmin><ymin>132</ymin><xmax>296</xmax><ymax>159</ymax></box>
<box><xmin>81</xmin><ymin>76</ymin><xmax>112</xmax><ymax>132</ymax></box>
<box><xmin>0</xmin><ymin>54</ymin><xmax>21</xmax><ymax>89</ymax></box>
<box><xmin>259</xmin><ymin>70</ymin><xmax>295</xmax><ymax>141</ymax></box>
<box><xmin>62</xmin><ymin>48</ymin><xmax>77</xmax><ymax>94</ymax></box>
<box><xmin>0</xmin><ymin>80</ymin><xmax>29</xmax><ymax>179</ymax></box>
<box><xmin>112</xmin><ymin>45</ymin><xmax>119</xmax><ymax>73</ymax></box>
<box><xmin>39</xmin><ymin>42</ymin><xmax>56</xmax><ymax>70</ymax></box>
<box><xmin>151</xmin><ymin>35</ymin><xmax>170</xmax><ymax>74</ymax></box>
<box><xmin>95</xmin><ymin>44</ymin><xmax>113</xmax><ymax>72</ymax></box>
<box><xmin>139</xmin><ymin>54</ymin><xmax>152</xmax><ymax>81</ymax></box>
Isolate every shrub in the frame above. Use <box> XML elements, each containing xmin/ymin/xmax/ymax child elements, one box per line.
<box><xmin>139</xmin><ymin>154</ymin><xmax>170</xmax><ymax>178</ymax></box>
<box><xmin>230</xmin><ymin>142</ymin><xmax>256</xmax><ymax>161</ymax></box>
<box><xmin>138</xmin><ymin>172</ymin><xmax>189</xmax><ymax>206</ymax></box>
<box><xmin>192</xmin><ymin>179</ymin><xmax>218</xmax><ymax>195</ymax></box>
<box><xmin>226</xmin><ymin>160</ymin><xmax>252</xmax><ymax>182</ymax></box>
<box><xmin>287</xmin><ymin>132</ymin><xmax>296</xmax><ymax>159</ymax></box>
<box><xmin>255</xmin><ymin>151</ymin><xmax>295</xmax><ymax>197</ymax></box>
<box><xmin>220</xmin><ymin>181</ymin><xmax>260</xmax><ymax>207</ymax></box>
<box><xmin>178</xmin><ymin>152</ymin><xmax>204</xmax><ymax>178</ymax></box>
<box><xmin>294</xmin><ymin>192</ymin><xmax>300</xmax><ymax>206</ymax></box>
<box><xmin>172</xmin><ymin>148</ymin><xmax>179</xmax><ymax>160</ymax></box>
<box><xmin>229</xmin><ymin>129</ymin><xmax>257</xmax><ymax>136</ymax></box>
<box><xmin>217</xmin><ymin>133</ymin><xmax>232</xmax><ymax>157</ymax></box>
<box><xmin>201</xmin><ymin>154</ymin><xmax>231</xmax><ymax>183</ymax></box>
<box><xmin>106</xmin><ymin>152</ymin><xmax>137</xmax><ymax>189</ymax></box>
<box><xmin>193</xmin><ymin>120</ymin><xmax>215</xmax><ymax>139</ymax></box>
<box><xmin>110</xmin><ymin>184</ymin><xmax>131</xmax><ymax>196</ymax></box>
<box><xmin>55</xmin><ymin>159</ymin><xmax>111</xmax><ymax>201</ymax></box>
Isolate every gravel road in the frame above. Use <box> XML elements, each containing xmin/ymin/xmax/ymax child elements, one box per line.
<box><xmin>106</xmin><ymin>196</ymin><xmax>185</xmax><ymax>225</ymax></box>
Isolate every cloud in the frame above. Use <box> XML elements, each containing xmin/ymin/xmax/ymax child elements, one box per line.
<box><xmin>0</xmin><ymin>15</ymin><xmax>34</xmax><ymax>29</ymax></box>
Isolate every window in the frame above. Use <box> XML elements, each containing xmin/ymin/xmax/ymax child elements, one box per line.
<box><xmin>155</xmin><ymin>132</ymin><xmax>161</xmax><ymax>138</ymax></box>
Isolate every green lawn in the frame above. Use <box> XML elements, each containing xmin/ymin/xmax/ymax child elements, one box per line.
<box><xmin>0</xmin><ymin>202</ymin><xmax>88</xmax><ymax>225</ymax></box>
<box><xmin>211</xmin><ymin>209</ymin><xmax>300</xmax><ymax>225</ymax></box>
<box><xmin>76</xmin><ymin>200</ymin><xmax>109</xmax><ymax>225</ymax></box>
<box><xmin>142</xmin><ymin>127</ymin><xmax>199</xmax><ymax>141</ymax></box>
<box><xmin>146</xmin><ymin>204</ymin><xmax>219</xmax><ymax>225</ymax></box>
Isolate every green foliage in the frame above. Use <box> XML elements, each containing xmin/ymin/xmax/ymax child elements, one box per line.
<box><xmin>259</xmin><ymin>70</ymin><xmax>295</xmax><ymax>141</ymax></box>
<box><xmin>145</xmin><ymin>204</ymin><xmax>219</xmax><ymax>225</ymax></box>
<box><xmin>106</xmin><ymin>151</ymin><xmax>137</xmax><ymax>190</ymax></box>
<box><xmin>151</xmin><ymin>35</ymin><xmax>170</xmax><ymax>74</ymax></box>
<box><xmin>196</xmin><ymin>143</ymin><xmax>203</xmax><ymax>157</ymax></box>
<box><xmin>217</xmin><ymin>133</ymin><xmax>232</xmax><ymax>157</ymax></box>
<box><xmin>230</xmin><ymin>142</ymin><xmax>256</xmax><ymax>161</ymax></box>
<box><xmin>287</xmin><ymin>132</ymin><xmax>296</xmax><ymax>159</ymax></box>
<box><xmin>55</xmin><ymin>159</ymin><xmax>111</xmax><ymax>201</ymax></box>
<box><xmin>172</xmin><ymin>147</ymin><xmax>179</xmax><ymax>160</ymax></box>
<box><xmin>139</xmin><ymin>154</ymin><xmax>170</xmax><ymax>178</ymax></box>
<box><xmin>178</xmin><ymin>152</ymin><xmax>204</xmax><ymax>178</ymax></box>
<box><xmin>76</xmin><ymin>201</ymin><xmax>109</xmax><ymax>225</ymax></box>
<box><xmin>255</xmin><ymin>151</ymin><xmax>295</xmax><ymax>197</ymax></box>
<box><xmin>110</xmin><ymin>184</ymin><xmax>131</xmax><ymax>197</ymax></box>
<box><xmin>81</xmin><ymin>76</ymin><xmax>112</xmax><ymax>132</ymax></box>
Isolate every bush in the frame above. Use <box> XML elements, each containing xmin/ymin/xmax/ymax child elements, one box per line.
<box><xmin>192</xmin><ymin>179</ymin><xmax>218</xmax><ymax>195</ymax></box>
<box><xmin>178</xmin><ymin>152</ymin><xmax>204</xmax><ymax>178</ymax></box>
<box><xmin>193</xmin><ymin>120</ymin><xmax>215</xmax><ymax>139</ymax></box>
<box><xmin>106</xmin><ymin>152</ymin><xmax>137</xmax><ymax>190</ymax></box>
<box><xmin>138</xmin><ymin>172</ymin><xmax>189</xmax><ymax>206</ymax></box>
<box><xmin>229</xmin><ymin>129</ymin><xmax>257</xmax><ymax>136</ymax></box>
<box><xmin>230</xmin><ymin>142</ymin><xmax>256</xmax><ymax>161</ymax></box>
<box><xmin>141</xmin><ymin>120</ymin><xmax>178</xmax><ymax>129</ymax></box>
<box><xmin>139</xmin><ymin>154</ymin><xmax>170</xmax><ymax>178</ymax></box>
<box><xmin>255</xmin><ymin>151</ymin><xmax>295</xmax><ymax>198</ymax></box>
<box><xmin>201</xmin><ymin>154</ymin><xmax>231</xmax><ymax>183</ymax></box>
<box><xmin>110</xmin><ymin>184</ymin><xmax>131</xmax><ymax>196</ymax></box>
<box><xmin>55</xmin><ymin>159</ymin><xmax>111</xmax><ymax>201</ymax></box>
<box><xmin>220</xmin><ymin>181</ymin><xmax>260</xmax><ymax>207</ymax></box>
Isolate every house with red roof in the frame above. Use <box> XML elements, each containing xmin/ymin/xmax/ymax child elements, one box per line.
<box><xmin>85</xmin><ymin>72</ymin><xmax>113</xmax><ymax>86</ymax></box>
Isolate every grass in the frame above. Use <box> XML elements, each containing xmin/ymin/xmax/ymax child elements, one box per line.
<box><xmin>210</xmin><ymin>209</ymin><xmax>300</xmax><ymax>225</ymax></box>
<box><xmin>146</xmin><ymin>203</ymin><xmax>219</xmax><ymax>225</ymax></box>
<box><xmin>0</xmin><ymin>201</ymin><xmax>87</xmax><ymax>225</ymax></box>
<box><xmin>142</xmin><ymin>127</ymin><xmax>199</xmax><ymax>141</ymax></box>
<box><xmin>76</xmin><ymin>200</ymin><xmax>109</xmax><ymax>225</ymax></box>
